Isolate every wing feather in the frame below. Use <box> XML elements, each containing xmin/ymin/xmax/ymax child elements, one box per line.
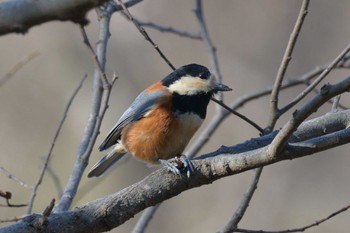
<box><xmin>98</xmin><ymin>90</ymin><xmax>168</xmax><ymax>151</ymax></box>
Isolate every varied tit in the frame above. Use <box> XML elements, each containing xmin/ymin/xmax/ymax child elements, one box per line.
<box><xmin>87</xmin><ymin>63</ymin><xmax>231</xmax><ymax>178</ymax></box>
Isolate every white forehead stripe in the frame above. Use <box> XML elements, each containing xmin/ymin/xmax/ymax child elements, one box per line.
<box><xmin>168</xmin><ymin>75</ymin><xmax>215</xmax><ymax>95</ymax></box>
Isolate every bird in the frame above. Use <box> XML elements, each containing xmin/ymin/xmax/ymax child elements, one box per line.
<box><xmin>87</xmin><ymin>63</ymin><xmax>231</xmax><ymax>178</ymax></box>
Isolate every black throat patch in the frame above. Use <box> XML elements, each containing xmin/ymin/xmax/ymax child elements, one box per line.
<box><xmin>172</xmin><ymin>92</ymin><xmax>212</xmax><ymax>119</ymax></box>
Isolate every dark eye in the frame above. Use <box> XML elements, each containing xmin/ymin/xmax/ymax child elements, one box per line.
<box><xmin>198</xmin><ymin>72</ymin><xmax>209</xmax><ymax>79</ymax></box>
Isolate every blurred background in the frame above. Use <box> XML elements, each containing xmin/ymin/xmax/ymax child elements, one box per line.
<box><xmin>1</xmin><ymin>0</ymin><xmax>350</xmax><ymax>232</ymax></box>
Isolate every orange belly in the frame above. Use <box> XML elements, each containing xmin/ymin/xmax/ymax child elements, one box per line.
<box><xmin>122</xmin><ymin>106</ymin><xmax>203</xmax><ymax>163</ymax></box>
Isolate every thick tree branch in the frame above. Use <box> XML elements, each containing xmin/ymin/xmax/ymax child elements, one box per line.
<box><xmin>268</xmin><ymin>76</ymin><xmax>350</xmax><ymax>157</ymax></box>
<box><xmin>0</xmin><ymin>0</ymin><xmax>105</xmax><ymax>36</ymax></box>
<box><xmin>1</xmin><ymin>109</ymin><xmax>350</xmax><ymax>233</ymax></box>
<box><xmin>0</xmin><ymin>0</ymin><xmax>144</xmax><ymax>36</ymax></box>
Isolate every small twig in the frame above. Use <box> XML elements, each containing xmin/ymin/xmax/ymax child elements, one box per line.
<box><xmin>331</xmin><ymin>95</ymin><xmax>341</xmax><ymax>111</ymax></box>
<box><xmin>43</xmin><ymin>198</ymin><xmax>55</xmax><ymax>216</ymax></box>
<box><xmin>280</xmin><ymin>43</ymin><xmax>350</xmax><ymax>115</ymax></box>
<box><xmin>0</xmin><ymin>167</ymin><xmax>32</xmax><ymax>189</ymax></box>
<box><xmin>37</xmin><ymin>198</ymin><xmax>55</xmax><ymax>227</ymax></box>
<box><xmin>117</xmin><ymin>0</ymin><xmax>176</xmax><ymax>70</ymax></box>
<box><xmin>27</xmin><ymin>75</ymin><xmax>87</xmax><ymax>214</ymax></box>
<box><xmin>80</xmin><ymin>26</ymin><xmax>111</xmax><ymax>88</ymax></box>
<box><xmin>46</xmin><ymin>164</ymin><xmax>64</xmax><ymax>198</ymax></box>
<box><xmin>0</xmin><ymin>203</ymin><xmax>27</xmax><ymax>207</ymax></box>
<box><xmin>131</xmin><ymin>204</ymin><xmax>160</xmax><ymax>233</ymax></box>
<box><xmin>110</xmin><ymin>0</ymin><xmax>143</xmax><ymax>12</ymax></box>
<box><xmin>120</xmin><ymin>13</ymin><xmax>202</xmax><ymax>40</ymax></box>
<box><xmin>235</xmin><ymin>203</ymin><xmax>350</xmax><ymax>233</ymax></box>
<box><xmin>0</xmin><ymin>51</ymin><xmax>40</xmax><ymax>87</ymax></box>
<box><xmin>219</xmin><ymin>167</ymin><xmax>263</xmax><ymax>233</ymax></box>
<box><xmin>0</xmin><ymin>216</ymin><xmax>23</xmax><ymax>223</ymax></box>
<box><xmin>54</xmin><ymin>4</ymin><xmax>118</xmax><ymax>212</ymax></box>
<box><xmin>0</xmin><ymin>190</ymin><xmax>27</xmax><ymax>207</ymax></box>
<box><xmin>211</xmin><ymin>97</ymin><xmax>264</xmax><ymax>133</ymax></box>
<box><xmin>267</xmin><ymin>0</ymin><xmax>310</xmax><ymax>131</ymax></box>
<box><xmin>195</xmin><ymin>0</ymin><xmax>224</xmax><ymax>101</ymax></box>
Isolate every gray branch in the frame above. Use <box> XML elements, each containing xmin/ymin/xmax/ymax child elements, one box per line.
<box><xmin>53</xmin><ymin>5</ymin><xmax>113</xmax><ymax>213</ymax></box>
<box><xmin>0</xmin><ymin>0</ymin><xmax>106</xmax><ymax>35</ymax></box>
<box><xmin>0</xmin><ymin>0</ymin><xmax>143</xmax><ymax>36</ymax></box>
<box><xmin>1</xmin><ymin>109</ymin><xmax>350</xmax><ymax>233</ymax></box>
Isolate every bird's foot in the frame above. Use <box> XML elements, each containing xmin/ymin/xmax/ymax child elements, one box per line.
<box><xmin>159</xmin><ymin>156</ymin><xmax>194</xmax><ymax>178</ymax></box>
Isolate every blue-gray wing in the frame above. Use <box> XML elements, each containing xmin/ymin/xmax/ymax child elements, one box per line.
<box><xmin>98</xmin><ymin>90</ymin><xmax>168</xmax><ymax>151</ymax></box>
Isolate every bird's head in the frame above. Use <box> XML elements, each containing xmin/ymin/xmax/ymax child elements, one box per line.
<box><xmin>161</xmin><ymin>64</ymin><xmax>232</xmax><ymax>96</ymax></box>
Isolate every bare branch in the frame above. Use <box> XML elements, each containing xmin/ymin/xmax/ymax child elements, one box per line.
<box><xmin>226</xmin><ymin>2</ymin><xmax>309</xmax><ymax>225</ymax></box>
<box><xmin>0</xmin><ymin>190</ymin><xmax>27</xmax><ymax>208</ymax></box>
<box><xmin>331</xmin><ymin>95</ymin><xmax>341</xmax><ymax>111</ymax></box>
<box><xmin>267</xmin><ymin>0</ymin><xmax>310</xmax><ymax>131</ymax></box>
<box><xmin>186</xmin><ymin>57</ymin><xmax>350</xmax><ymax>160</ymax></box>
<box><xmin>269</xmin><ymin>76</ymin><xmax>350</xmax><ymax>157</ymax></box>
<box><xmin>0</xmin><ymin>167</ymin><xmax>32</xmax><ymax>190</ymax></box>
<box><xmin>46</xmin><ymin>165</ymin><xmax>64</xmax><ymax>198</ymax></box>
<box><xmin>2</xmin><ymin>108</ymin><xmax>350</xmax><ymax>232</ymax></box>
<box><xmin>117</xmin><ymin>0</ymin><xmax>176</xmax><ymax>70</ymax></box>
<box><xmin>120</xmin><ymin>13</ymin><xmax>202</xmax><ymax>40</ymax></box>
<box><xmin>54</xmin><ymin>4</ymin><xmax>117</xmax><ymax>212</ymax></box>
<box><xmin>210</xmin><ymin>97</ymin><xmax>264</xmax><ymax>133</ymax></box>
<box><xmin>0</xmin><ymin>216</ymin><xmax>23</xmax><ymax>223</ymax></box>
<box><xmin>131</xmin><ymin>205</ymin><xmax>160</xmax><ymax>233</ymax></box>
<box><xmin>110</xmin><ymin>0</ymin><xmax>143</xmax><ymax>13</ymax></box>
<box><xmin>37</xmin><ymin>199</ymin><xmax>55</xmax><ymax>227</ymax></box>
<box><xmin>280</xmin><ymin>43</ymin><xmax>350</xmax><ymax>115</ymax></box>
<box><xmin>235</xmin><ymin>204</ymin><xmax>350</xmax><ymax>233</ymax></box>
<box><xmin>195</xmin><ymin>0</ymin><xmax>224</xmax><ymax>101</ymax></box>
<box><xmin>139</xmin><ymin>22</ymin><xmax>201</xmax><ymax>40</ymax></box>
<box><xmin>0</xmin><ymin>0</ymin><xmax>106</xmax><ymax>36</ymax></box>
<box><xmin>2</xmin><ymin>1</ymin><xmax>349</xmax><ymax>232</ymax></box>
<box><xmin>0</xmin><ymin>51</ymin><xmax>39</xmax><ymax>87</ymax></box>
<box><xmin>310</xmin><ymin>86</ymin><xmax>347</xmax><ymax>110</ymax></box>
<box><xmin>219</xmin><ymin>167</ymin><xmax>263</xmax><ymax>233</ymax></box>
<box><xmin>27</xmin><ymin>74</ymin><xmax>87</xmax><ymax>214</ymax></box>
<box><xmin>80</xmin><ymin>26</ymin><xmax>111</xmax><ymax>88</ymax></box>
<box><xmin>0</xmin><ymin>0</ymin><xmax>145</xmax><ymax>36</ymax></box>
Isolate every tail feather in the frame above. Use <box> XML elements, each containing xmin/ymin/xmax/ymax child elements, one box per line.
<box><xmin>87</xmin><ymin>150</ymin><xmax>126</xmax><ymax>178</ymax></box>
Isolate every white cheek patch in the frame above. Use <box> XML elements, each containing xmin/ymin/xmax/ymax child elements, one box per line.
<box><xmin>168</xmin><ymin>75</ymin><xmax>215</xmax><ymax>95</ymax></box>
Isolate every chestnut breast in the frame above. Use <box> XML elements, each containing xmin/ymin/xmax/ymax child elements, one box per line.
<box><xmin>121</xmin><ymin>94</ymin><xmax>203</xmax><ymax>163</ymax></box>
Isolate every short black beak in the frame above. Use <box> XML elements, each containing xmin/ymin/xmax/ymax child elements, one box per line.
<box><xmin>214</xmin><ymin>83</ymin><xmax>232</xmax><ymax>92</ymax></box>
